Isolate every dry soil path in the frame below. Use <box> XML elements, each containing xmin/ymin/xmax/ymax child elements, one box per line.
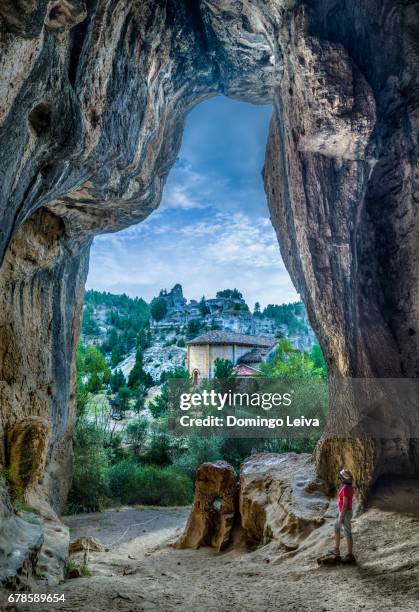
<box><xmin>13</xmin><ymin>480</ymin><xmax>419</xmax><ymax>612</ymax></box>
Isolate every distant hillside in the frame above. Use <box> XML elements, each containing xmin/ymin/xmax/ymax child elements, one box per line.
<box><xmin>82</xmin><ymin>290</ymin><xmax>150</xmax><ymax>366</ymax></box>
<box><xmin>81</xmin><ymin>285</ymin><xmax>317</xmax><ymax>381</ymax></box>
<box><xmin>148</xmin><ymin>284</ymin><xmax>316</xmax><ymax>351</ymax></box>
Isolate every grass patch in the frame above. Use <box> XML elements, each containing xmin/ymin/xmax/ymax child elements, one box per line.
<box><xmin>108</xmin><ymin>461</ymin><xmax>193</xmax><ymax>506</ymax></box>
<box><xmin>64</xmin><ymin>559</ymin><xmax>93</xmax><ymax>579</ymax></box>
<box><xmin>80</xmin><ymin>566</ymin><xmax>93</xmax><ymax>577</ymax></box>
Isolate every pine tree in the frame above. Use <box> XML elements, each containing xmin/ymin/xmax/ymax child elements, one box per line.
<box><xmin>128</xmin><ymin>349</ymin><xmax>153</xmax><ymax>389</ymax></box>
<box><xmin>199</xmin><ymin>296</ymin><xmax>209</xmax><ymax>316</ymax></box>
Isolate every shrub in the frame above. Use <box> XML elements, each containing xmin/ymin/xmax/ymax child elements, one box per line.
<box><xmin>107</xmin><ymin>458</ymin><xmax>138</xmax><ymax>501</ymax></box>
<box><xmin>124</xmin><ymin>417</ymin><xmax>148</xmax><ymax>457</ymax></box>
<box><xmin>108</xmin><ymin>462</ymin><xmax>193</xmax><ymax>506</ymax></box>
<box><xmin>173</xmin><ymin>436</ymin><xmax>222</xmax><ymax>479</ymax></box>
<box><xmin>144</xmin><ymin>422</ymin><xmax>173</xmax><ymax>466</ymax></box>
<box><xmin>67</xmin><ymin>421</ymin><xmax>110</xmax><ymax>513</ymax></box>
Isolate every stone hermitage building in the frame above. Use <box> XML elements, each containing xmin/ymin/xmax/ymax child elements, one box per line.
<box><xmin>187</xmin><ymin>331</ymin><xmax>278</xmax><ymax>381</ymax></box>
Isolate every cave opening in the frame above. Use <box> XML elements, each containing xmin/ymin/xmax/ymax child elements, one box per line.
<box><xmin>70</xmin><ymin>95</ymin><xmax>325</xmax><ymax>515</ymax></box>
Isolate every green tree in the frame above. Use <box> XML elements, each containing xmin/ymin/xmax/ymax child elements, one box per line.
<box><xmin>104</xmin><ymin>328</ymin><xmax>118</xmax><ymax>353</ymax></box>
<box><xmin>128</xmin><ymin>349</ymin><xmax>153</xmax><ymax>389</ymax></box>
<box><xmin>216</xmin><ymin>289</ymin><xmax>243</xmax><ymax>300</ymax></box>
<box><xmin>110</xmin><ymin>369</ymin><xmax>126</xmax><ymax>393</ymax></box>
<box><xmin>149</xmin><ymin>384</ymin><xmax>169</xmax><ymax>418</ymax></box>
<box><xmin>87</xmin><ymin>371</ymin><xmax>102</xmax><ymax>394</ymax></box>
<box><xmin>136</xmin><ymin>328</ymin><xmax>151</xmax><ymax>351</ymax></box>
<box><xmin>83</xmin><ymin>344</ymin><xmax>111</xmax><ymax>393</ymax></box>
<box><xmin>67</xmin><ymin>420</ymin><xmax>109</xmax><ymax>512</ymax></box>
<box><xmin>186</xmin><ymin>319</ymin><xmax>201</xmax><ymax>339</ymax></box>
<box><xmin>150</xmin><ymin>297</ymin><xmax>168</xmax><ymax>321</ymax></box>
<box><xmin>111</xmin><ymin>345</ymin><xmax>122</xmax><ymax>367</ymax></box>
<box><xmin>214</xmin><ymin>358</ymin><xmax>235</xmax><ymax>379</ymax></box>
<box><xmin>199</xmin><ymin>296</ymin><xmax>209</xmax><ymax>316</ymax></box>
<box><xmin>133</xmin><ymin>384</ymin><xmax>147</xmax><ymax>412</ymax></box>
<box><xmin>124</xmin><ymin>417</ymin><xmax>148</xmax><ymax>458</ymax></box>
<box><xmin>173</xmin><ymin>436</ymin><xmax>222</xmax><ymax>479</ymax></box>
<box><xmin>117</xmin><ymin>386</ymin><xmax>131</xmax><ymax>415</ymax></box>
<box><xmin>85</xmin><ymin>345</ymin><xmax>107</xmax><ymax>374</ymax></box>
<box><xmin>309</xmin><ymin>344</ymin><xmax>327</xmax><ymax>374</ymax></box>
<box><xmin>144</xmin><ymin>419</ymin><xmax>173</xmax><ymax>466</ymax></box>
<box><xmin>254</xmin><ymin>302</ymin><xmax>262</xmax><ymax>318</ymax></box>
<box><xmin>260</xmin><ymin>339</ymin><xmax>326</xmax><ymax>379</ymax></box>
<box><xmin>150</xmin><ymin>368</ymin><xmax>189</xmax><ymax>418</ymax></box>
<box><xmin>75</xmin><ymin>341</ymin><xmax>89</xmax><ymax>418</ymax></box>
<box><xmin>82</xmin><ymin>305</ymin><xmax>100</xmax><ymax>336</ymax></box>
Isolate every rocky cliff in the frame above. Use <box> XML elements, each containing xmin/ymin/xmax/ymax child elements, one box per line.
<box><xmin>0</xmin><ymin>0</ymin><xmax>417</xmax><ymax>586</ymax></box>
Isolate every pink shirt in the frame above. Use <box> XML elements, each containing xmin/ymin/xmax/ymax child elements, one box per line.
<box><xmin>338</xmin><ymin>484</ymin><xmax>353</xmax><ymax>511</ymax></box>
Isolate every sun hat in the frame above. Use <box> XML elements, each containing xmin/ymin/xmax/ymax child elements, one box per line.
<box><xmin>339</xmin><ymin>468</ymin><xmax>353</xmax><ymax>484</ymax></box>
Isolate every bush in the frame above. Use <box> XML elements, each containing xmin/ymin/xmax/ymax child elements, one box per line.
<box><xmin>108</xmin><ymin>462</ymin><xmax>193</xmax><ymax>506</ymax></box>
<box><xmin>67</xmin><ymin>421</ymin><xmax>110</xmax><ymax>513</ymax></box>
<box><xmin>124</xmin><ymin>417</ymin><xmax>148</xmax><ymax>457</ymax></box>
<box><xmin>173</xmin><ymin>436</ymin><xmax>222</xmax><ymax>479</ymax></box>
<box><xmin>107</xmin><ymin>458</ymin><xmax>138</xmax><ymax>501</ymax></box>
<box><xmin>144</xmin><ymin>422</ymin><xmax>173</xmax><ymax>466</ymax></box>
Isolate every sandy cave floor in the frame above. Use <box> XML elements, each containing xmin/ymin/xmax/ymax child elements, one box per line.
<box><xmin>14</xmin><ymin>479</ymin><xmax>419</xmax><ymax>612</ymax></box>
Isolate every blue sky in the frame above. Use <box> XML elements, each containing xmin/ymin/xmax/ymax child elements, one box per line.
<box><xmin>87</xmin><ymin>97</ymin><xmax>299</xmax><ymax>308</ymax></box>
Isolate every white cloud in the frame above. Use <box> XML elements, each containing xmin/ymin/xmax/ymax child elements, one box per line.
<box><xmin>87</xmin><ymin>208</ymin><xmax>299</xmax><ymax>307</ymax></box>
<box><xmin>86</xmin><ymin>98</ymin><xmax>299</xmax><ymax>307</ymax></box>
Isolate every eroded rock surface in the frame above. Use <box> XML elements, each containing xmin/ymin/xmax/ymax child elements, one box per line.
<box><xmin>263</xmin><ymin>2</ymin><xmax>419</xmax><ymax>495</ymax></box>
<box><xmin>0</xmin><ymin>481</ymin><xmax>43</xmax><ymax>590</ymax></box>
<box><xmin>175</xmin><ymin>461</ymin><xmax>238</xmax><ymax>552</ymax></box>
<box><xmin>177</xmin><ymin>454</ymin><xmax>330</xmax><ymax>553</ymax></box>
<box><xmin>240</xmin><ymin>453</ymin><xmax>330</xmax><ymax>550</ymax></box>
<box><xmin>0</xmin><ymin>0</ymin><xmax>417</xmax><ymax>585</ymax></box>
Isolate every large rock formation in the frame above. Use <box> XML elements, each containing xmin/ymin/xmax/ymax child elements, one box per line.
<box><xmin>0</xmin><ymin>0</ymin><xmax>417</xmax><ymax>584</ymax></box>
<box><xmin>177</xmin><ymin>453</ymin><xmax>330</xmax><ymax>553</ymax></box>
<box><xmin>175</xmin><ymin>461</ymin><xmax>238</xmax><ymax>552</ymax></box>
<box><xmin>240</xmin><ymin>453</ymin><xmax>330</xmax><ymax>550</ymax></box>
<box><xmin>263</xmin><ymin>2</ymin><xmax>419</xmax><ymax>495</ymax></box>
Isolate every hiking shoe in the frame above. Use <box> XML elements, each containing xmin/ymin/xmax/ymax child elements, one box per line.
<box><xmin>341</xmin><ymin>554</ymin><xmax>356</xmax><ymax>564</ymax></box>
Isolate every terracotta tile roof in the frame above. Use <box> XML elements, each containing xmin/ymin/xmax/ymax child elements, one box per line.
<box><xmin>187</xmin><ymin>330</ymin><xmax>276</xmax><ymax>347</ymax></box>
<box><xmin>238</xmin><ymin>347</ymin><xmax>270</xmax><ymax>363</ymax></box>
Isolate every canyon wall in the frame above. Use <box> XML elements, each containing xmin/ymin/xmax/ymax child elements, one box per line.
<box><xmin>0</xmin><ymin>0</ymin><xmax>417</xmax><ymax>583</ymax></box>
<box><xmin>263</xmin><ymin>1</ymin><xmax>419</xmax><ymax>495</ymax></box>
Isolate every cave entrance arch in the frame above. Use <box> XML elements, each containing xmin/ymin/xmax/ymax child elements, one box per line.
<box><xmin>78</xmin><ymin>95</ymin><xmax>320</xmax><ymax>511</ymax></box>
<box><xmin>0</xmin><ymin>1</ymin><xmax>417</xmax><ymax>552</ymax></box>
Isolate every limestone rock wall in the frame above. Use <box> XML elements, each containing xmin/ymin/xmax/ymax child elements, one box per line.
<box><xmin>0</xmin><ymin>209</ymin><xmax>90</xmax><ymax>513</ymax></box>
<box><xmin>0</xmin><ymin>0</ymin><xmax>417</xmax><ymax>584</ymax></box>
<box><xmin>263</xmin><ymin>1</ymin><xmax>419</xmax><ymax>495</ymax></box>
